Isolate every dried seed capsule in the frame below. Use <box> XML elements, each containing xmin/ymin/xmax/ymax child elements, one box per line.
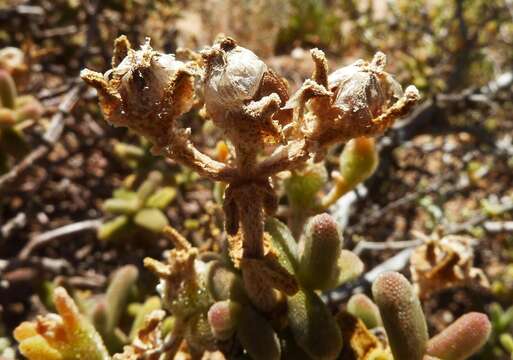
<box><xmin>327</xmin><ymin>53</ymin><xmax>403</xmax><ymax>125</ymax></box>
<box><xmin>81</xmin><ymin>37</ymin><xmax>195</xmax><ymax>149</ymax></box>
<box><xmin>298</xmin><ymin>51</ymin><xmax>419</xmax><ymax>147</ymax></box>
<box><xmin>372</xmin><ymin>271</ymin><xmax>428</xmax><ymax>360</ymax></box>
<box><xmin>287</xmin><ymin>288</ymin><xmax>343</xmax><ymax>360</ymax></box>
<box><xmin>426</xmin><ymin>312</ymin><xmax>491</xmax><ymax>360</ymax></box>
<box><xmin>298</xmin><ymin>213</ymin><xmax>342</xmax><ymax>290</ymax></box>
<box><xmin>202</xmin><ymin>37</ymin><xmax>288</xmax><ymax>146</ymax></box>
<box><xmin>203</xmin><ymin>38</ymin><xmax>267</xmax><ymax>122</ymax></box>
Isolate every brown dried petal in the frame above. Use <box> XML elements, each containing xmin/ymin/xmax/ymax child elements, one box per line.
<box><xmin>410</xmin><ymin>235</ymin><xmax>490</xmax><ymax>299</ymax></box>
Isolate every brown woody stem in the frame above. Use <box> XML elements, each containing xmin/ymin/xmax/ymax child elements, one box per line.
<box><xmin>163</xmin><ymin>133</ymin><xmax>237</xmax><ymax>182</ymax></box>
<box><xmin>238</xmin><ymin>190</ymin><xmax>265</xmax><ymax>259</ymax></box>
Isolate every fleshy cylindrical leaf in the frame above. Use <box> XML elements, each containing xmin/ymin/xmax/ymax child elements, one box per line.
<box><xmin>133</xmin><ymin>208</ymin><xmax>168</xmax><ymax>233</ymax></box>
<box><xmin>287</xmin><ymin>288</ymin><xmax>343</xmax><ymax>360</ymax></box>
<box><xmin>105</xmin><ymin>265</ymin><xmax>139</xmax><ymax>334</ymax></box>
<box><xmin>298</xmin><ymin>213</ymin><xmax>342</xmax><ymax>290</ymax></box>
<box><xmin>372</xmin><ymin>271</ymin><xmax>428</xmax><ymax>360</ymax></box>
<box><xmin>0</xmin><ymin>69</ymin><xmax>16</xmax><ymax>109</ymax></box>
<box><xmin>205</xmin><ymin>261</ymin><xmax>248</xmax><ymax>304</ymax></box>
<box><xmin>97</xmin><ymin>215</ymin><xmax>129</xmax><ymax>241</ymax></box>
<box><xmin>347</xmin><ymin>293</ymin><xmax>382</xmax><ymax>329</ymax></box>
<box><xmin>0</xmin><ymin>108</ymin><xmax>16</xmax><ymax>128</ymax></box>
<box><xmin>322</xmin><ymin>137</ymin><xmax>378</xmax><ymax>208</ymax></box>
<box><xmin>103</xmin><ymin>198</ymin><xmax>140</xmax><ymax>215</ymax></box>
<box><xmin>136</xmin><ymin>171</ymin><xmax>163</xmax><ymax>202</ymax></box>
<box><xmin>207</xmin><ymin>300</ymin><xmax>241</xmax><ymax>340</ymax></box>
<box><xmin>237</xmin><ymin>305</ymin><xmax>281</xmax><ymax>360</ymax></box>
<box><xmin>339</xmin><ymin>137</ymin><xmax>378</xmax><ymax>188</ymax></box>
<box><xmin>426</xmin><ymin>312</ymin><xmax>491</xmax><ymax>360</ymax></box>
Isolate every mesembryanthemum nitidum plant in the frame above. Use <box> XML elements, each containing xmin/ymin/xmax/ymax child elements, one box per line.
<box><xmin>81</xmin><ymin>35</ymin><xmax>419</xmax><ymax>311</ymax></box>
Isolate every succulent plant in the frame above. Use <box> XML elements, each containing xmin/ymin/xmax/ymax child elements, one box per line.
<box><xmin>372</xmin><ymin>271</ymin><xmax>428</xmax><ymax>360</ymax></box>
<box><xmin>287</xmin><ymin>287</ymin><xmax>343</xmax><ymax>360</ymax></box>
<box><xmin>480</xmin><ymin>303</ymin><xmax>513</xmax><ymax>359</ymax></box>
<box><xmin>266</xmin><ymin>213</ymin><xmax>363</xmax><ymax>359</ymax></box>
<box><xmin>98</xmin><ymin>170</ymin><xmax>176</xmax><ymax>241</ymax></box>
<box><xmin>0</xmin><ymin>68</ymin><xmax>44</xmax><ymax>173</ymax></box>
<box><xmin>20</xmin><ymin>35</ymin><xmax>482</xmax><ymax>360</ymax></box>
<box><xmin>127</xmin><ymin>296</ymin><xmax>162</xmax><ymax>340</ymax></box>
<box><xmin>82</xmin><ymin>35</ymin><xmax>418</xmax><ymax>312</ymax></box>
<box><xmin>346</xmin><ymin>293</ymin><xmax>382</xmax><ymax>329</ymax></box>
<box><xmin>369</xmin><ymin>271</ymin><xmax>490</xmax><ymax>360</ymax></box>
<box><xmin>81</xmin><ymin>265</ymin><xmax>139</xmax><ymax>353</ymax></box>
<box><xmin>14</xmin><ymin>287</ymin><xmax>109</xmax><ymax>360</ymax></box>
<box><xmin>321</xmin><ymin>136</ymin><xmax>379</xmax><ymax>208</ymax></box>
<box><xmin>426</xmin><ymin>312</ymin><xmax>491</xmax><ymax>360</ymax></box>
<box><xmin>207</xmin><ymin>300</ymin><xmax>241</xmax><ymax>341</ymax></box>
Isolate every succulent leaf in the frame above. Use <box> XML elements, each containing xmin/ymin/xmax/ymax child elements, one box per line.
<box><xmin>0</xmin><ymin>69</ymin><xmax>16</xmax><ymax>109</ymax></box>
<box><xmin>207</xmin><ymin>300</ymin><xmax>241</xmax><ymax>340</ymax></box>
<box><xmin>145</xmin><ymin>186</ymin><xmax>176</xmax><ymax>209</ymax></box>
<box><xmin>13</xmin><ymin>287</ymin><xmax>109</xmax><ymax>360</ymax></box>
<box><xmin>133</xmin><ymin>208</ymin><xmax>168</xmax><ymax>233</ymax></box>
<box><xmin>237</xmin><ymin>305</ymin><xmax>281</xmax><ymax>360</ymax></box>
<box><xmin>372</xmin><ymin>271</ymin><xmax>428</xmax><ymax>360</ymax></box>
<box><xmin>287</xmin><ymin>288</ymin><xmax>343</xmax><ymax>360</ymax></box>
<box><xmin>347</xmin><ymin>293</ymin><xmax>382</xmax><ymax>329</ymax></box>
<box><xmin>426</xmin><ymin>312</ymin><xmax>491</xmax><ymax>360</ymax></box>
<box><xmin>265</xmin><ymin>217</ymin><xmax>300</xmax><ymax>271</ymax></box>
<box><xmin>298</xmin><ymin>213</ymin><xmax>342</xmax><ymax>290</ymax></box>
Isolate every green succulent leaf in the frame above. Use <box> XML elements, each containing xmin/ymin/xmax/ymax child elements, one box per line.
<box><xmin>284</xmin><ymin>163</ymin><xmax>326</xmax><ymax>210</ymax></box>
<box><xmin>287</xmin><ymin>288</ymin><xmax>343</xmax><ymax>360</ymax></box>
<box><xmin>265</xmin><ymin>217</ymin><xmax>299</xmax><ymax>272</ymax></box>
<box><xmin>145</xmin><ymin>186</ymin><xmax>176</xmax><ymax>209</ymax></box>
<box><xmin>98</xmin><ymin>215</ymin><xmax>129</xmax><ymax>241</ymax></box>
<box><xmin>136</xmin><ymin>171</ymin><xmax>163</xmax><ymax>202</ymax></box>
<box><xmin>237</xmin><ymin>305</ymin><xmax>281</xmax><ymax>360</ymax></box>
<box><xmin>129</xmin><ymin>297</ymin><xmax>162</xmax><ymax>340</ymax></box>
<box><xmin>0</xmin><ymin>70</ymin><xmax>17</xmax><ymax>109</ymax></box>
<box><xmin>133</xmin><ymin>208</ymin><xmax>168</xmax><ymax>233</ymax></box>
<box><xmin>0</xmin><ymin>127</ymin><xmax>29</xmax><ymax>159</ymax></box>
<box><xmin>112</xmin><ymin>188</ymin><xmax>137</xmax><ymax>200</ymax></box>
<box><xmin>326</xmin><ymin>250</ymin><xmax>364</xmax><ymax>289</ymax></box>
<box><xmin>103</xmin><ymin>197</ymin><xmax>140</xmax><ymax>215</ymax></box>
